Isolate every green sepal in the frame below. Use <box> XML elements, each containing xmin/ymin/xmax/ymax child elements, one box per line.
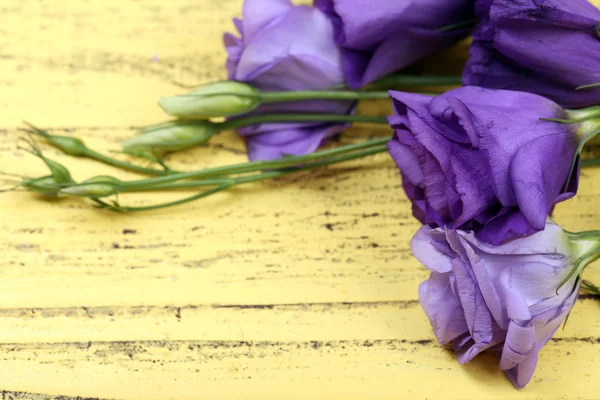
<box><xmin>21</xmin><ymin>175</ymin><xmax>66</xmax><ymax>198</ymax></box>
<box><xmin>18</xmin><ymin>136</ymin><xmax>74</xmax><ymax>185</ymax></box>
<box><xmin>576</xmin><ymin>83</ymin><xmax>600</xmax><ymax>91</ymax></box>
<box><xmin>558</xmin><ymin>230</ymin><xmax>600</xmax><ymax>294</ymax></box>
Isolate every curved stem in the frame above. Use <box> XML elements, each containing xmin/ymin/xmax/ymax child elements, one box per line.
<box><xmin>83</xmin><ymin>148</ymin><xmax>172</xmax><ymax>176</ymax></box>
<box><xmin>581</xmin><ymin>280</ymin><xmax>600</xmax><ymax>297</ymax></box>
<box><xmin>100</xmin><ymin>184</ymin><xmax>233</xmax><ymax>213</ymax></box>
<box><xmin>576</xmin><ymin>83</ymin><xmax>600</xmax><ymax>91</ymax></box>
<box><xmin>118</xmin><ymin>137</ymin><xmax>391</xmax><ymax>191</ymax></box>
<box><xmin>99</xmin><ymin>145</ymin><xmax>388</xmax><ymax>211</ymax></box>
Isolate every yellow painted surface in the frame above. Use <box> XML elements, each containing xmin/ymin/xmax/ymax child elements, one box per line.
<box><xmin>1</xmin><ymin>1</ymin><xmax>600</xmax><ymax>399</ymax></box>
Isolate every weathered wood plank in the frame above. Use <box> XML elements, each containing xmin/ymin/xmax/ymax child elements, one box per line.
<box><xmin>1</xmin><ymin>0</ymin><xmax>600</xmax><ymax>399</ymax></box>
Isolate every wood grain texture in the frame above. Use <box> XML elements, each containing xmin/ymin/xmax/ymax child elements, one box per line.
<box><xmin>1</xmin><ymin>1</ymin><xmax>600</xmax><ymax>399</ymax></box>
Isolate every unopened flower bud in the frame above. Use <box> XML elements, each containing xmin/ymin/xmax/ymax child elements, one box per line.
<box><xmin>60</xmin><ymin>178</ymin><xmax>120</xmax><ymax>198</ymax></box>
<box><xmin>81</xmin><ymin>175</ymin><xmax>122</xmax><ymax>186</ymax></box>
<box><xmin>22</xmin><ymin>176</ymin><xmax>64</xmax><ymax>198</ymax></box>
<box><xmin>158</xmin><ymin>81</ymin><xmax>261</xmax><ymax>119</ymax></box>
<box><xmin>46</xmin><ymin>135</ymin><xmax>87</xmax><ymax>157</ymax></box>
<box><xmin>22</xmin><ymin>122</ymin><xmax>88</xmax><ymax>157</ymax></box>
<box><xmin>121</xmin><ymin>121</ymin><xmax>218</xmax><ymax>153</ymax></box>
<box><xmin>42</xmin><ymin>157</ymin><xmax>73</xmax><ymax>184</ymax></box>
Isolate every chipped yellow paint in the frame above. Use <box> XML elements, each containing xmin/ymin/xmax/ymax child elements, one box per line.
<box><xmin>1</xmin><ymin>1</ymin><xmax>600</xmax><ymax>399</ymax></box>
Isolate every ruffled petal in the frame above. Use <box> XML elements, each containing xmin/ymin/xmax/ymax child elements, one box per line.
<box><xmin>499</xmin><ymin>321</ymin><xmax>535</xmax><ymax>371</ymax></box>
<box><xmin>411</xmin><ymin>226</ymin><xmax>453</xmax><ymax>273</ymax></box>
<box><xmin>240</xmin><ymin>0</ymin><xmax>293</xmax><ymax>44</ymax></box>
<box><xmin>235</xmin><ymin>6</ymin><xmax>343</xmax><ymax>87</ymax></box>
<box><xmin>419</xmin><ymin>273</ymin><xmax>469</xmax><ymax>345</ymax></box>
<box><xmin>510</xmin><ymin>133</ymin><xmax>578</xmax><ymax>230</ymax></box>
<box><xmin>245</xmin><ymin>123</ymin><xmax>345</xmax><ymax>161</ymax></box>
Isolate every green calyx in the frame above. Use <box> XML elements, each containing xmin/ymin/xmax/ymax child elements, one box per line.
<box><xmin>21</xmin><ymin>175</ymin><xmax>66</xmax><ymax>198</ymax></box>
<box><xmin>541</xmin><ymin>106</ymin><xmax>600</xmax><ymax>189</ymax></box>
<box><xmin>558</xmin><ymin>230</ymin><xmax>600</xmax><ymax>294</ymax></box>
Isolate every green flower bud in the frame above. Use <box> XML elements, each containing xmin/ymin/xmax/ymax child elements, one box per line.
<box><xmin>121</xmin><ymin>121</ymin><xmax>218</xmax><ymax>153</ymax></box>
<box><xmin>22</xmin><ymin>122</ymin><xmax>88</xmax><ymax>157</ymax></box>
<box><xmin>22</xmin><ymin>176</ymin><xmax>64</xmax><ymax>198</ymax></box>
<box><xmin>60</xmin><ymin>179</ymin><xmax>120</xmax><ymax>198</ymax></box>
<box><xmin>82</xmin><ymin>175</ymin><xmax>122</xmax><ymax>185</ymax></box>
<box><xmin>46</xmin><ymin>135</ymin><xmax>87</xmax><ymax>157</ymax></box>
<box><xmin>42</xmin><ymin>157</ymin><xmax>73</xmax><ymax>184</ymax></box>
<box><xmin>158</xmin><ymin>81</ymin><xmax>261</xmax><ymax>119</ymax></box>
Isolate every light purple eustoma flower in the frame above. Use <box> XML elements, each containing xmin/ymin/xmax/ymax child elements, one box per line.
<box><xmin>387</xmin><ymin>86</ymin><xmax>580</xmax><ymax>245</ymax></box>
<box><xmin>314</xmin><ymin>0</ymin><xmax>475</xmax><ymax>88</ymax></box>
<box><xmin>224</xmin><ymin>0</ymin><xmax>353</xmax><ymax>161</ymax></box>
<box><xmin>464</xmin><ymin>0</ymin><xmax>600</xmax><ymax>108</ymax></box>
<box><xmin>414</xmin><ymin>221</ymin><xmax>586</xmax><ymax>388</ymax></box>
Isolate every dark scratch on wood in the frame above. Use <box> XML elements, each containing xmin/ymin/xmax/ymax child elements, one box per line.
<box><xmin>0</xmin><ymin>300</ymin><xmax>421</xmax><ymax>319</ymax></box>
<box><xmin>0</xmin><ymin>390</ymin><xmax>106</xmax><ymax>400</ymax></box>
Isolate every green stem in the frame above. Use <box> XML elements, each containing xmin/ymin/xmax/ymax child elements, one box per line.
<box><xmin>220</xmin><ymin>114</ymin><xmax>388</xmax><ymax>131</ymax></box>
<box><xmin>435</xmin><ymin>17</ymin><xmax>479</xmax><ymax>33</ymax></box>
<box><xmin>582</xmin><ymin>158</ymin><xmax>600</xmax><ymax>167</ymax></box>
<box><xmin>125</xmin><ymin>178</ymin><xmax>228</xmax><ymax>192</ymax></box>
<box><xmin>576</xmin><ymin>83</ymin><xmax>600</xmax><ymax>91</ymax></box>
<box><xmin>118</xmin><ymin>136</ymin><xmax>391</xmax><ymax>191</ymax></box>
<box><xmin>99</xmin><ymin>145</ymin><xmax>389</xmax><ymax>212</ymax></box>
<box><xmin>581</xmin><ymin>280</ymin><xmax>600</xmax><ymax>297</ymax></box>
<box><xmin>83</xmin><ymin>148</ymin><xmax>172</xmax><ymax>176</ymax></box>
<box><xmin>95</xmin><ymin>184</ymin><xmax>233</xmax><ymax>213</ymax></box>
<box><xmin>366</xmin><ymin>75</ymin><xmax>462</xmax><ymax>89</ymax></box>
<box><xmin>544</xmin><ymin>106</ymin><xmax>600</xmax><ymax>124</ymax></box>
<box><xmin>259</xmin><ymin>90</ymin><xmax>390</xmax><ymax>102</ymax></box>
<box><xmin>24</xmin><ymin>115</ymin><xmax>388</xmax><ymax>177</ymax></box>
<box><xmin>22</xmin><ymin>123</ymin><xmax>172</xmax><ymax>176</ymax></box>
<box><xmin>113</xmin><ymin>114</ymin><xmax>390</xmax><ymax>152</ymax></box>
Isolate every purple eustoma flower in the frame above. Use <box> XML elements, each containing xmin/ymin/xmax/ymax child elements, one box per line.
<box><xmin>413</xmin><ymin>221</ymin><xmax>587</xmax><ymax>388</ymax></box>
<box><xmin>387</xmin><ymin>86</ymin><xmax>580</xmax><ymax>245</ymax></box>
<box><xmin>224</xmin><ymin>0</ymin><xmax>353</xmax><ymax>161</ymax></box>
<box><xmin>314</xmin><ymin>0</ymin><xmax>475</xmax><ymax>88</ymax></box>
<box><xmin>464</xmin><ymin>0</ymin><xmax>600</xmax><ymax>108</ymax></box>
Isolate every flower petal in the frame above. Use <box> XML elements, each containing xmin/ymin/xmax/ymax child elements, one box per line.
<box><xmin>499</xmin><ymin>321</ymin><xmax>535</xmax><ymax>371</ymax></box>
<box><xmin>411</xmin><ymin>226</ymin><xmax>453</xmax><ymax>273</ymax></box>
<box><xmin>419</xmin><ymin>273</ymin><xmax>469</xmax><ymax>345</ymax></box>
<box><xmin>510</xmin><ymin>132</ymin><xmax>578</xmax><ymax>230</ymax></box>
<box><xmin>240</xmin><ymin>0</ymin><xmax>293</xmax><ymax>44</ymax></box>
<box><xmin>245</xmin><ymin>123</ymin><xmax>345</xmax><ymax>161</ymax></box>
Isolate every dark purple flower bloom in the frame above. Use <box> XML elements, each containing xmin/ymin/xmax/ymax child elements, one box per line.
<box><xmin>314</xmin><ymin>0</ymin><xmax>475</xmax><ymax>88</ymax></box>
<box><xmin>387</xmin><ymin>86</ymin><xmax>580</xmax><ymax>244</ymax></box>
<box><xmin>224</xmin><ymin>0</ymin><xmax>353</xmax><ymax>161</ymax></box>
<box><xmin>464</xmin><ymin>0</ymin><xmax>600</xmax><ymax>108</ymax></box>
<box><xmin>414</xmin><ymin>221</ymin><xmax>583</xmax><ymax>388</ymax></box>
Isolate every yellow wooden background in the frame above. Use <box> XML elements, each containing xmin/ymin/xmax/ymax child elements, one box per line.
<box><xmin>1</xmin><ymin>1</ymin><xmax>600</xmax><ymax>399</ymax></box>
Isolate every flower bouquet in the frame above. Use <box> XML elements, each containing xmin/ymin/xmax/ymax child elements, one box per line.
<box><xmin>7</xmin><ymin>0</ymin><xmax>600</xmax><ymax>389</ymax></box>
